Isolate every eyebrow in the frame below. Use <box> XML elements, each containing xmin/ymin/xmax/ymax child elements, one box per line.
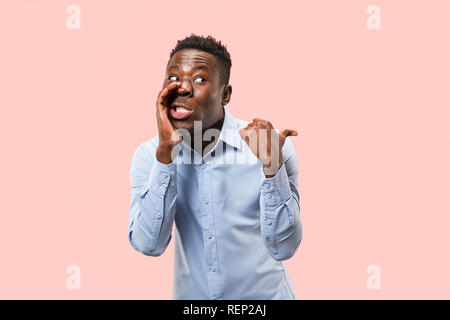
<box><xmin>167</xmin><ymin>65</ymin><xmax>210</xmax><ymax>72</ymax></box>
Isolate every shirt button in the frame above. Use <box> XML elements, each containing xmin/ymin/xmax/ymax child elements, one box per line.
<box><xmin>162</xmin><ymin>173</ymin><xmax>168</xmax><ymax>178</ymax></box>
<box><xmin>210</xmin><ymin>267</ymin><xmax>216</xmax><ymax>272</ymax></box>
<box><xmin>156</xmin><ymin>213</ymin><xmax>162</xmax><ymax>219</ymax></box>
<box><xmin>264</xmin><ymin>183</ymin><xmax>270</xmax><ymax>189</ymax></box>
<box><xmin>204</xmin><ymin>200</ymin><xmax>209</xmax><ymax>205</ymax></box>
<box><xmin>201</xmin><ymin>164</ymin><xmax>206</xmax><ymax>169</ymax></box>
<box><xmin>266</xmin><ymin>193</ymin><xmax>272</xmax><ymax>198</ymax></box>
<box><xmin>207</xmin><ymin>233</ymin><xmax>213</xmax><ymax>239</ymax></box>
<box><xmin>161</xmin><ymin>183</ymin><xmax>167</xmax><ymax>188</ymax></box>
<box><xmin>266</xmin><ymin>219</ymin><xmax>272</xmax><ymax>225</ymax></box>
<box><xmin>170</xmin><ymin>170</ymin><xmax>175</xmax><ymax>176</ymax></box>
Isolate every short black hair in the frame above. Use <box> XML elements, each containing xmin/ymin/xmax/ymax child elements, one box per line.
<box><xmin>169</xmin><ymin>34</ymin><xmax>232</xmax><ymax>86</ymax></box>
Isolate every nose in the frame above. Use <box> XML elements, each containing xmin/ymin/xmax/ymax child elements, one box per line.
<box><xmin>176</xmin><ymin>81</ymin><xmax>192</xmax><ymax>97</ymax></box>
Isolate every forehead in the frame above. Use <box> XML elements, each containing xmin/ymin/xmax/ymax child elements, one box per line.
<box><xmin>167</xmin><ymin>49</ymin><xmax>218</xmax><ymax>73</ymax></box>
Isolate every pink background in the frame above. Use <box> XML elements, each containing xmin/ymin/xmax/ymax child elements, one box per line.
<box><xmin>0</xmin><ymin>0</ymin><xmax>449</xmax><ymax>299</ymax></box>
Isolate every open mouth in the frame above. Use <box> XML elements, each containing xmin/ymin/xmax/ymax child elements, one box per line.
<box><xmin>169</xmin><ymin>104</ymin><xmax>194</xmax><ymax>120</ymax></box>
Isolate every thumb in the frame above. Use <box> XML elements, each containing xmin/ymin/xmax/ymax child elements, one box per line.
<box><xmin>279</xmin><ymin>129</ymin><xmax>298</xmax><ymax>139</ymax></box>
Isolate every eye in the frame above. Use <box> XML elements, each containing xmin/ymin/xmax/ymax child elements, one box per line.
<box><xmin>168</xmin><ymin>75</ymin><xmax>178</xmax><ymax>81</ymax></box>
<box><xmin>194</xmin><ymin>77</ymin><xmax>206</xmax><ymax>83</ymax></box>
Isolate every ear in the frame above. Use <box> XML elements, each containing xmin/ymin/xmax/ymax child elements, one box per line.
<box><xmin>221</xmin><ymin>84</ymin><xmax>232</xmax><ymax>106</ymax></box>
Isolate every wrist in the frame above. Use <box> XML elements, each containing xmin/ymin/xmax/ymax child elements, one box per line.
<box><xmin>263</xmin><ymin>152</ymin><xmax>283</xmax><ymax>178</ymax></box>
<box><xmin>263</xmin><ymin>165</ymin><xmax>281</xmax><ymax>178</ymax></box>
<box><xmin>156</xmin><ymin>143</ymin><xmax>176</xmax><ymax>164</ymax></box>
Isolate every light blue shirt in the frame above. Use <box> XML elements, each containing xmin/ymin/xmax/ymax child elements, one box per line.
<box><xmin>128</xmin><ymin>107</ymin><xmax>302</xmax><ymax>300</ymax></box>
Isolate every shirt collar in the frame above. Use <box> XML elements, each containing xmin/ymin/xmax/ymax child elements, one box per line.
<box><xmin>217</xmin><ymin>106</ymin><xmax>243</xmax><ymax>150</ymax></box>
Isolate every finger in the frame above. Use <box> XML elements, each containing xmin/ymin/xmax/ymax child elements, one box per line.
<box><xmin>240</xmin><ymin>127</ymin><xmax>258</xmax><ymax>141</ymax></box>
<box><xmin>157</xmin><ymin>82</ymin><xmax>181</xmax><ymax>120</ymax></box>
<box><xmin>239</xmin><ymin>127</ymin><xmax>252</xmax><ymax>138</ymax></box>
<box><xmin>158</xmin><ymin>82</ymin><xmax>181</xmax><ymax>107</ymax></box>
<box><xmin>158</xmin><ymin>82</ymin><xmax>179</xmax><ymax>101</ymax></box>
<box><xmin>240</xmin><ymin>129</ymin><xmax>252</xmax><ymax>147</ymax></box>
<box><xmin>166</xmin><ymin>81</ymin><xmax>181</xmax><ymax>94</ymax></box>
<box><xmin>253</xmin><ymin>118</ymin><xmax>273</xmax><ymax>130</ymax></box>
<box><xmin>239</xmin><ymin>128</ymin><xmax>245</xmax><ymax>138</ymax></box>
<box><xmin>156</xmin><ymin>91</ymin><xmax>169</xmax><ymax>120</ymax></box>
<box><xmin>252</xmin><ymin>118</ymin><xmax>266</xmax><ymax>123</ymax></box>
<box><xmin>254</xmin><ymin>121</ymin><xmax>269</xmax><ymax>129</ymax></box>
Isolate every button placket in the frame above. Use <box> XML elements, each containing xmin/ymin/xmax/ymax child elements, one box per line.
<box><xmin>197</xmin><ymin>162</ymin><xmax>222</xmax><ymax>300</ymax></box>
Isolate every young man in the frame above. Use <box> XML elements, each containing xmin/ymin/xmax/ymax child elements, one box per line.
<box><xmin>128</xmin><ymin>34</ymin><xmax>302</xmax><ymax>299</ymax></box>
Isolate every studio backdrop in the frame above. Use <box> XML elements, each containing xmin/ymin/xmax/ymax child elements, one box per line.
<box><xmin>0</xmin><ymin>0</ymin><xmax>449</xmax><ymax>299</ymax></box>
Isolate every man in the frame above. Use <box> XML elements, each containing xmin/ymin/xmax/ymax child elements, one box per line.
<box><xmin>128</xmin><ymin>34</ymin><xmax>303</xmax><ymax>300</ymax></box>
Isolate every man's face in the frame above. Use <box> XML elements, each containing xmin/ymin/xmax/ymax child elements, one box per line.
<box><xmin>164</xmin><ymin>48</ymin><xmax>226</xmax><ymax>133</ymax></box>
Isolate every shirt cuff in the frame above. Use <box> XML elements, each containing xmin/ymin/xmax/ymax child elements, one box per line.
<box><xmin>261</xmin><ymin>163</ymin><xmax>291</xmax><ymax>209</ymax></box>
<box><xmin>140</xmin><ymin>160</ymin><xmax>177</xmax><ymax>198</ymax></box>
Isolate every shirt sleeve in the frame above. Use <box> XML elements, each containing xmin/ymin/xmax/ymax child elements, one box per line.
<box><xmin>259</xmin><ymin>137</ymin><xmax>303</xmax><ymax>261</ymax></box>
<box><xmin>128</xmin><ymin>142</ymin><xmax>177</xmax><ymax>256</ymax></box>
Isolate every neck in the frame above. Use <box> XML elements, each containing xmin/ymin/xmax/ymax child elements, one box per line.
<box><xmin>190</xmin><ymin>107</ymin><xmax>225</xmax><ymax>156</ymax></box>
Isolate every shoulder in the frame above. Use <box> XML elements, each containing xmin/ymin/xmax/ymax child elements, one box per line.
<box><xmin>131</xmin><ymin>135</ymin><xmax>159</xmax><ymax>164</ymax></box>
<box><xmin>283</xmin><ymin>136</ymin><xmax>296</xmax><ymax>153</ymax></box>
<box><xmin>224</xmin><ymin>108</ymin><xmax>250</xmax><ymax>130</ymax></box>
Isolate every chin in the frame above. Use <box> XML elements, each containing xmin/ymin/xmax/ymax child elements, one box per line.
<box><xmin>173</xmin><ymin>120</ymin><xmax>195</xmax><ymax>133</ymax></box>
